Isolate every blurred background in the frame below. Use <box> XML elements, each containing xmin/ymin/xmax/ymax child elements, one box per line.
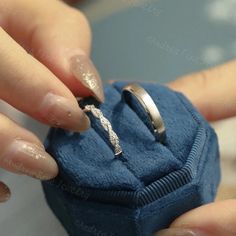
<box><xmin>0</xmin><ymin>0</ymin><xmax>235</xmax><ymax>235</ymax></box>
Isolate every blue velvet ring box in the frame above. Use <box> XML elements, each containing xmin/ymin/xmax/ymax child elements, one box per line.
<box><xmin>42</xmin><ymin>81</ymin><xmax>220</xmax><ymax>236</ymax></box>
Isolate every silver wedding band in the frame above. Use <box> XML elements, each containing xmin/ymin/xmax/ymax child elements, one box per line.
<box><xmin>122</xmin><ymin>83</ymin><xmax>166</xmax><ymax>143</ymax></box>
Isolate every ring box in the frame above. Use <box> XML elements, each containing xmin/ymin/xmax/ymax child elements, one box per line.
<box><xmin>42</xmin><ymin>81</ymin><xmax>220</xmax><ymax>236</ymax></box>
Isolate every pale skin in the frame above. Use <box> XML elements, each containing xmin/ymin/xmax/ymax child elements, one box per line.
<box><xmin>156</xmin><ymin>62</ymin><xmax>236</xmax><ymax>236</ymax></box>
<box><xmin>0</xmin><ymin>1</ymin><xmax>235</xmax><ymax>236</ymax></box>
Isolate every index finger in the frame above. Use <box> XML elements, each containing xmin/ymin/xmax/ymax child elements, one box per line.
<box><xmin>0</xmin><ymin>27</ymin><xmax>90</xmax><ymax>132</ymax></box>
<box><xmin>168</xmin><ymin>60</ymin><xmax>236</xmax><ymax>121</ymax></box>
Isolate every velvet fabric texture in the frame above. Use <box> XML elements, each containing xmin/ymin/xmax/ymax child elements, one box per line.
<box><xmin>42</xmin><ymin>82</ymin><xmax>220</xmax><ymax>236</ymax></box>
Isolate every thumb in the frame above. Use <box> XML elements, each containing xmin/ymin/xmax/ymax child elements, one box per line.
<box><xmin>154</xmin><ymin>200</ymin><xmax>236</xmax><ymax>236</ymax></box>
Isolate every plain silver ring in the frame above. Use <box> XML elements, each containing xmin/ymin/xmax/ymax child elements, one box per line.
<box><xmin>122</xmin><ymin>83</ymin><xmax>166</xmax><ymax>143</ymax></box>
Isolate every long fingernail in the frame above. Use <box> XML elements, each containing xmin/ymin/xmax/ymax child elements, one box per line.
<box><xmin>40</xmin><ymin>92</ymin><xmax>90</xmax><ymax>132</ymax></box>
<box><xmin>154</xmin><ymin>228</ymin><xmax>206</xmax><ymax>236</ymax></box>
<box><xmin>1</xmin><ymin>140</ymin><xmax>58</xmax><ymax>180</ymax></box>
<box><xmin>70</xmin><ymin>54</ymin><xmax>104</xmax><ymax>102</ymax></box>
<box><xmin>0</xmin><ymin>182</ymin><xmax>11</xmax><ymax>203</ymax></box>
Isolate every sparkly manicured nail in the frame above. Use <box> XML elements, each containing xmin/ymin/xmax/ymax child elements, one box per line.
<box><xmin>1</xmin><ymin>140</ymin><xmax>58</xmax><ymax>180</ymax></box>
<box><xmin>40</xmin><ymin>92</ymin><xmax>90</xmax><ymax>132</ymax></box>
<box><xmin>70</xmin><ymin>54</ymin><xmax>104</xmax><ymax>102</ymax></box>
<box><xmin>0</xmin><ymin>182</ymin><xmax>11</xmax><ymax>203</ymax></box>
<box><xmin>154</xmin><ymin>228</ymin><xmax>206</xmax><ymax>236</ymax></box>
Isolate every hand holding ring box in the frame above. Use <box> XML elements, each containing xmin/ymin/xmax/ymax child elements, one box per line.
<box><xmin>42</xmin><ymin>81</ymin><xmax>220</xmax><ymax>236</ymax></box>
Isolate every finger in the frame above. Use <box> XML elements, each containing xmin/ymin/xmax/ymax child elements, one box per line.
<box><xmin>0</xmin><ymin>182</ymin><xmax>11</xmax><ymax>203</ymax></box>
<box><xmin>168</xmin><ymin>60</ymin><xmax>236</xmax><ymax>121</ymax></box>
<box><xmin>0</xmin><ymin>113</ymin><xmax>58</xmax><ymax>180</ymax></box>
<box><xmin>0</xmin><ymin>27</ymin><xmax>90</xmax><ymax>132</ymax></box>
<box><xmin>1</xmin><ymin>0</ymin><xmax>104</xmax><ymax>102</ymax></box>
<box><xmin>154</xmin><ymin>200</ymin><xmax>236</xmax><ymax>236</ymax></box>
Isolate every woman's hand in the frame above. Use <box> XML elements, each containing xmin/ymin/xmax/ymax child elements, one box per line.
<box><xmin>155</xmin><ymin>60</ymin><xmax>236</xmax><ymax>236</ymax></box>
<box><xmin>0</xmin><ymin>0</ymin><xmax>104</xmax><ymax>202</ymax></box>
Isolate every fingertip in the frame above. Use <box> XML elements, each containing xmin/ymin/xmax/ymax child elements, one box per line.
<box><xmin>154</xmin><ymin>228</ymin><xmax>203</xmax><ymax>236</ymax></box>
<box><xmin>69</xmin><ymin>54</ymin><xmax>104</xmax><ymax>103</ymax></box>
<box><xmin>39</xmin><ymin>154</ymin><xmax>59</xmax><ymax>180</ymax></box>
<box><xmin>169</xmin><ymin>200</ymin><xmax>236</xmax><ymax>236</ymax></box>
<box><xmin>38</xmin><ymin>92</ymin><xmax>91</xmax><ymax>132</ymax></box>
<box><xmin>69</xmin><ymin>111</ymin><xmax>91</xmax><ymax>133</ymax></box>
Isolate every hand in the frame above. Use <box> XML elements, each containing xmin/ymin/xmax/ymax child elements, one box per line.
<box><xmin>0</xmin><ymin>0</ymin><xmax>104</xmax><ymax>202</ymax></box>
<box><xmin>155</xmin><ymin>60</ymin><xmax>236</xmax><ymax>236</ymax></box>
